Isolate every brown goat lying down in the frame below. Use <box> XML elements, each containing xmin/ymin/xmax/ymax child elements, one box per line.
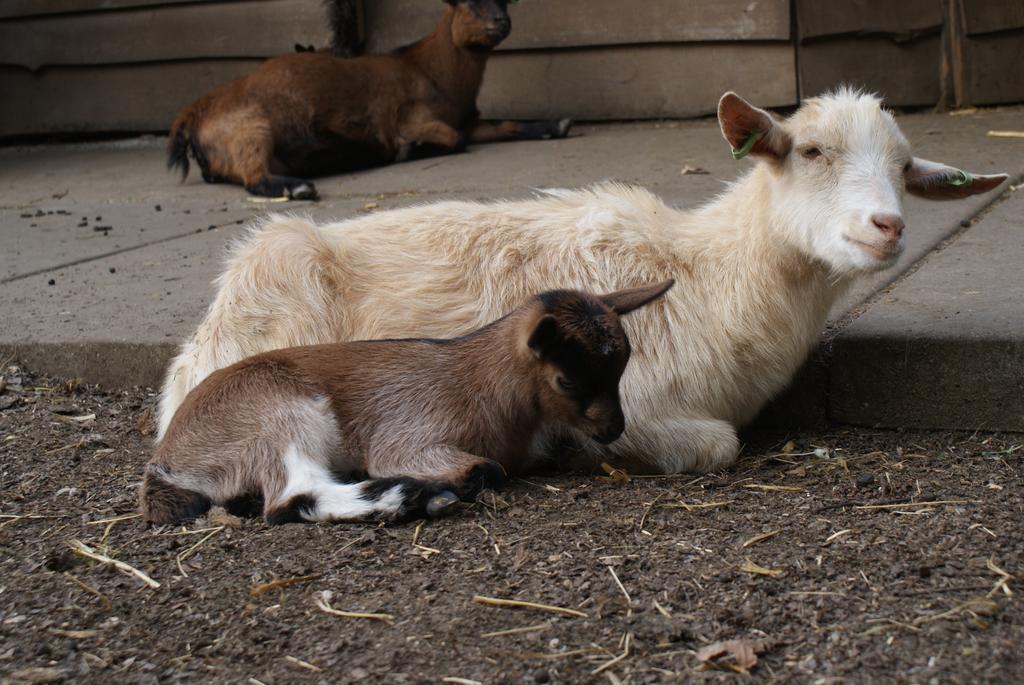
<box><xmin>140</xmin><ymin>281</ymin><xmax>673</xmax><ymax>525</ymax></box>
<box><xmin>167</xmin><ymin>0</ymin><xmax>571</xmax><ymax>200</ymax></box>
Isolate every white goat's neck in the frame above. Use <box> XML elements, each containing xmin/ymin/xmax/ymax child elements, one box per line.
<box><xmin>685</xmin><ymin>164</ymin><xmax>850</xmax><ymax>422</ymax></box>
<box><xmin>696</xmin><ymin>164</ymin><xmax>850</xmax><ymax>292</ymax></box>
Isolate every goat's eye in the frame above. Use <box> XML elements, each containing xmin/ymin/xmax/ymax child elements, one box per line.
<box><xmin>556</xmin><ymin>376</ymin><xmax>575</xmax><ymax>391</ymax></box>
<box><xmin>801</xmin><ymin>147</ymin><xmax>822</xmax><ymax>160</ymax></box>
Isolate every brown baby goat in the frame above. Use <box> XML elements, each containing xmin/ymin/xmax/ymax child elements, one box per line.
<box><xmin>140</xmin><ymin>280</ymin><xmax>674</xmax><ymax>525</ymax></box>
<box><xmin>168</xmin><ymin>0</ymin><xmax>571</xmax><ymax>200</ymax></box>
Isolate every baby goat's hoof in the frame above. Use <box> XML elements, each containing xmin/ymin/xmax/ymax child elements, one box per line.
<box><xmin>554</xmin><ymin>118</ymin><xmax>573</xmax><ymax>139</ymax></box>
<box><xmin>426</xmin><ymin>490</ymin><xmax>460</xmax><ymax>518</ymax></box>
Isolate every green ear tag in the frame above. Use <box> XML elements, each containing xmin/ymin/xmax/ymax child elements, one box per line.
<box><xmin>944</xmin><ymin>169</ymin><xmax>973</xmax><ymax>187</ymax></box>
<box><xmin>731</xmin><ymin>130</ymin><xmax>764</xmax><ymax>160</ymax></box>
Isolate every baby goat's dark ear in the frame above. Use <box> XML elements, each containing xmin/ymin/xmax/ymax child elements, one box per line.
<box><xmin>601</xmin><ymin>279</ymin><xmax>675</xmax><ymax>315</ymax></box>
<box><xmin>527</xmin><ymin>315</ymin><xmax>561</xmax><ymax>357</ymax></box>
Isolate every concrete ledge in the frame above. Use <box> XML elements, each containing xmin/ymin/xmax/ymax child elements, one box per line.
<box><xmin>830</xmin><ymin>336</ymin><xmax>1024</xmax><ymax>430</ymax></box>
<box><xmin>0</xmin><ymin>341</ymin><xmax>176</xmax><ymax>390</ymax></box>
<box><xmin>824</xmin><ymin>190</ymin><xmax>1024</xmax><ymax>431</ymax></box>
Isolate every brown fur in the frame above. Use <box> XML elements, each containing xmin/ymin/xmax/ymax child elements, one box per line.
<box><xmin>140</xmin><ymin>281</ymin><xmax>672</xmax><ymax>525</ymax></box>
<box><xmin>168</xmin><ymin>0</ymin><xmax>570</xmax><ymax>199</ymax></box>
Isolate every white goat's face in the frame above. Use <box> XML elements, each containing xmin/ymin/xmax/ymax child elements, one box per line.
<box><xmin>780</xmin><ymin>95</ymin><xmax>911</xmax><ymax>272</ymax></box>
<box><xmin>718</xmin><ymin>89</ymin><xmax>1009</xmax><ymax>276</ymax></box>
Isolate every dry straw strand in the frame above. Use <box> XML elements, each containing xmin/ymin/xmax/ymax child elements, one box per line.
<box><xmin>314</xmin><ymin>592</ymin><xmax>394</xmax><ymax>624</ymax></box>
<box><xmin>68</xmin><ymin>540</ymin><xmax>160</xmax><ymax>589</ymax></box>
<box><xmin>250</xmin><ymin>574</ymin><xmax>323</xmax><ymax>597</ymax></box>
<box><xmin>473</xmin><ymin>594</ymin><xmax>588</xmax><ymax>618</ymax></box>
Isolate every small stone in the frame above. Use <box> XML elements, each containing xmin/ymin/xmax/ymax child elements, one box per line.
<box><xmin>109</xmin><ymin>267</ymin><xmax>116</xmax><ymax>274</ymax></box>
<box><xmin>960</xmin><ymin>219</ymin><xmax>971</xmax><ymax>228</ymax></box>
<box><xmin>48</xmin><ymin>278</ymin><xmax>56</xmax><ymax>286</ymax></box>
<box><xmin>855</xmin><ymin>473</ymin><xmax>875</xmax><ymax>487</ymax></box>
<box><xmin>154</xmin><ymin>204</ymin><xmax>162</xmax><ymax>212</ymax></box>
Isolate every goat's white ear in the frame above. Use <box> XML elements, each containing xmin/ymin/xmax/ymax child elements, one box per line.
<box><xmin>718</xmin><ymin>92</ymin><xmax>791</xmax><ymax>163</ymax></box>
<box><xmin>601</xmin><ymin>279</ymin><xmax>675</xmax><ymax>315</ymax></box>
<box><xmin>905</xmin><ymin>157</ymin><xmax>1009</xmax><ymax>200</ymax></box>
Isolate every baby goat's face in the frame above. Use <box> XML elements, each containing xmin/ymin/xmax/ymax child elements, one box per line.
<box><xmin>527</xmin><ymin>292</ymin><xmax>631</xmax><ymax>445</ymax></box>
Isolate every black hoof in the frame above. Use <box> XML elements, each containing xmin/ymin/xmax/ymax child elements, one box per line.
<box><xmin>287</xmin><ymin>182</ymin><xmax>318</xmax><ymax>201</ymax></box>
<box><xmin>246</xmin><ymin>175</ymin><xmax>318</xmax><ymax>201</ymax></box>
<box><xmin>426</xmin><ymin>490</ymin><xmax>460</xmax><ymax>518</ymax></box>
<box><xmin>554</xmin><ymin>118</ymin><xmax>573</xmax><ymax>139</ymax></box>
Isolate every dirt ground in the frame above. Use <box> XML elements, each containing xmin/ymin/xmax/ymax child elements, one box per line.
<box><xmin>1</xmin><ymin>364</ymin><xmax>1021</xmax><ymax>685</ymax></box>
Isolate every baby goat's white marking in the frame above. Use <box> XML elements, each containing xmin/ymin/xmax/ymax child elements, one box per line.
<box><xmin>277</xmin><ymin>445</ymin><xmax>405</xmax><ymax>521</ymax></box>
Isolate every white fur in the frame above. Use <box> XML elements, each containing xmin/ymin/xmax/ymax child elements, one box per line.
<box><xmin>277</xmin><ymin>444</ymin><xmax>406</xmax><ymax>521</ymax></box>
<box><xmin>156</xmin><ymin>89</ymin><xmax>995</xmax><ymax>474</ymax></box>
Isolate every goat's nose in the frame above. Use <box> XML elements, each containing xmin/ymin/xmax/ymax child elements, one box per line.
<box><xmin>871</xmin><ymin>213</ymin><xmax>905</xmax><ymax>240</ymax></box>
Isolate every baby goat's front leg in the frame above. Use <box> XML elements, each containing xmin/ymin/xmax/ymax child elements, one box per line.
<box><xmin>372</xmin><ymin>445</ymin><xmax>507</xmax><ymax>502</ymax></box>
<box><xmin>395</xmin><ymin>117</ymin><xmax>467</xmax><ymax>162</ymax></box>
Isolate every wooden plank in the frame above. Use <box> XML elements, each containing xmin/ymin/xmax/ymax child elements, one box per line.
<box><xmin>798</xmin><ymin>36</ymin><xmax>941</xmax><ymax>106</ymax></box>
<box><xmin>965</xmin><ymin>30</ymin><xmax>1024</xmax><ymax>104</ymax></box>
<box><xmin>0</xmin><ymin>61</ymin><xmax>261</xmax><ymax>136</ymax></box>
<box><xmin>939</xmin><ymin>0</ymin><xmax>968</xmax><ymax>110</ymax></box>
<box><xmin>0</xmin><ymin>0</ymin><xmax>331</xmax><ymax>69</ymax></box>
<box><xmin>1</xmin><ymin>42</ymin><xmax>797</xmax><ymax>135</ymax></box>
<box><xmin>796</xmin><ymin>0</ymin><xmax>943</xmax><ymax>39</ymax></box>
<box><xmin>0</xmin><ymin>0</ymin><xmax>218</xmax><ymax>20</ymax></box>
<box><xmin>477</xmin><ymin>43</ymin><xmax>796</xmax><ymax>121</ymax></box>
<box><xmin>963</xmin><ymin>0</ymin><xmax>1024</xmax><ymax>35</ymax></box>
<box><xmin>365</xmin><ymin>0</ymin><xmax>790</xmax><ymax>53</ymax></box>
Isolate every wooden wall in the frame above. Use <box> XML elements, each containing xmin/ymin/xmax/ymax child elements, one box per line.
<box><xmin>795</xmin><ymin>0</ymin><xmax>945</xmax><ymax>106</ymax></box>
<box><xmin>363</xmin><ymin>0</ymin><xmax>796</xmax><ymax>120</ymax></box>
<box><xmin>954</xmin><ymin>0</ymin><xmax>1024</xmax><ymax>105</ymax></box>
<box><xmin>1</xmin><ymin>0</ymin><xmax>1022</xmax><ymax>138</ymax></box>
<box><xmin>0</xmin><ymin>0</ymin><xmax>331</xmax><ymax>136</ymax></box>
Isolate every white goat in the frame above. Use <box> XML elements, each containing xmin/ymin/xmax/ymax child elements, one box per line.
<box><xmin>157</xmin><ymin>88</ymin><xmax>1007</xmax><ymax>473</ymax></box>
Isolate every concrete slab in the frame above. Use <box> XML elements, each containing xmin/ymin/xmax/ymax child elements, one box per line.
<box><xmin>1</xmin><ymin>107</ymin><xmax>1022</xmax><ymax>430</ymax></box>
<box><xmin>0</xmin><ymin>138</ymin><xmax>254</xmax><ymax>281</ymax></box>
<box><xmin>830</xmin><ymin>190</ymin><xmax>1024</xmax><ymax>431</ymax></box>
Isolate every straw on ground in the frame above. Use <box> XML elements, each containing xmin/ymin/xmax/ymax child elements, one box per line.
<box><xmin>473</xmin><ymin>594</ymin><xmax>588</xmax><ymax>618</ymax></box>
<box><xmin>68</xmin><ymin>539</ymin><xmax>160</xmax><ymax>589</ymax></box>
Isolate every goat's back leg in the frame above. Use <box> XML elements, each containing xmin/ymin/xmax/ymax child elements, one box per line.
<box><xmin>265</xmin><ymin>445</ymin><xmax>461</xmax><ymax>523</ymax></box>
<box><xmin>140</xmin><ymin>465</ymin><xmax>212</xmax><ymax>524</ymax></box>
<box><xmin>370</xmin><ymin>445</ymin><xmax>508</xmax><ymax>502</ymax></box>
<box><xmin>196</xmin><ymin>109</ymin><xmax>318</xmax><ymax>200</ymax></box>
